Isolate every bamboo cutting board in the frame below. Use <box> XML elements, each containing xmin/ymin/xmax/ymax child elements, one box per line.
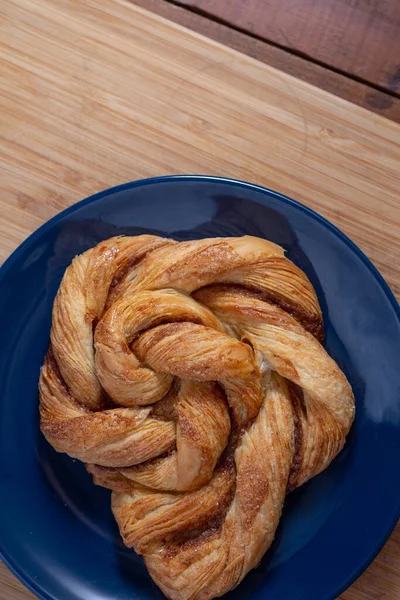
<box><xmin>0</xmin><ymin>1</ymin><xmax>399</xmax><ymax>599</ymax></box>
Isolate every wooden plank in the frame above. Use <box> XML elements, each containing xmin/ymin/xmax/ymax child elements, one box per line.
<box><xmin>177</xmin><ymin>0</ymin><xmax>400</xmax><ymax>94</ymax></box>
<box><xmin>0</xmin><ymin>566</ymin><xmax>33</xmax><ymax>600</ymax></box>
<box><xmin>130</xmin><ymin>0</ymin><xmax>400</xmax><ymax>122</ymax></box>
<box><xmin>0</xmin><ymin>1</ymin><xmax>399</xmax><ymax>599</ymax></box>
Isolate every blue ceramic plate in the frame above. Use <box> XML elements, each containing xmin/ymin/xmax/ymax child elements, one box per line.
<box><xmin>1</xmin><ymin>176</ymin><xmax>399</xmax><ymax>600</ymax></box>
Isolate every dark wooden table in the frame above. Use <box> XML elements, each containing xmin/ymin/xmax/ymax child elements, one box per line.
<box><xmin>134</xmin><ymin>0</ymin><xmax>400</xmax><ymax>122</ymax></box>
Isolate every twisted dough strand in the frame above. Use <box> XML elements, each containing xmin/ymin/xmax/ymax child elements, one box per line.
<box><xmin>40</xmin><ymin>234</ymin><xmax>354</xmax><ymax>600</ymax></box>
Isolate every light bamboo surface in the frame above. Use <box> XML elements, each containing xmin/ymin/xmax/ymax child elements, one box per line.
<box><xmin>0</xmin><ymin>1</ymin><xmax>399</xmax><ymax>599</ymax></box>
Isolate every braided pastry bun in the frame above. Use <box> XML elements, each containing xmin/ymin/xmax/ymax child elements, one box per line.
<box><xmin>39</xmin><ymin>234</ymin><xmax>355</xmax><ymax>600</ymax></box>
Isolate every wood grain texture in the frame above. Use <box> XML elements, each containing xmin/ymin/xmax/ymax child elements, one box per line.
<box><xmin>0</xmin><ymin>566</ymin><xmax>33</xmax><ymax>600</ymax></box>
<box><xmin>130</xmin><ymin>0</ymin><xmax>400</xmax><ymax>122</ymax></box>
<box><xmin>0</xmin><ymin>1</ymin><xmax>399</xmax><ymax>599</ymax></box>
<box><xmin>178</xmin><ymin>0</ymin><xmax>400</xmax><ymax>94</ymax></box>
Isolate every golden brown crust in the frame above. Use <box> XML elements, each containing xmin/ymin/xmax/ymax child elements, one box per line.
<box><xmin>39</xmin><ymin>234</ymin><xmax>355</xmax><ymax>600</ymax></box>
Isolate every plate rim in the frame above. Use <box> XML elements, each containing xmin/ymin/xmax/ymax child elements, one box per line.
<box><xmin>0</xmin><ymin>174</ymin><xmax>399</xmax><ymax>600</ymax></box>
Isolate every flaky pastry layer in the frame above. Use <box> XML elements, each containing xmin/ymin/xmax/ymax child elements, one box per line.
<box><xmin>39</xmin><ymin>235</ymin><xmax>354</xmax><ymax>600</ymax></box>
